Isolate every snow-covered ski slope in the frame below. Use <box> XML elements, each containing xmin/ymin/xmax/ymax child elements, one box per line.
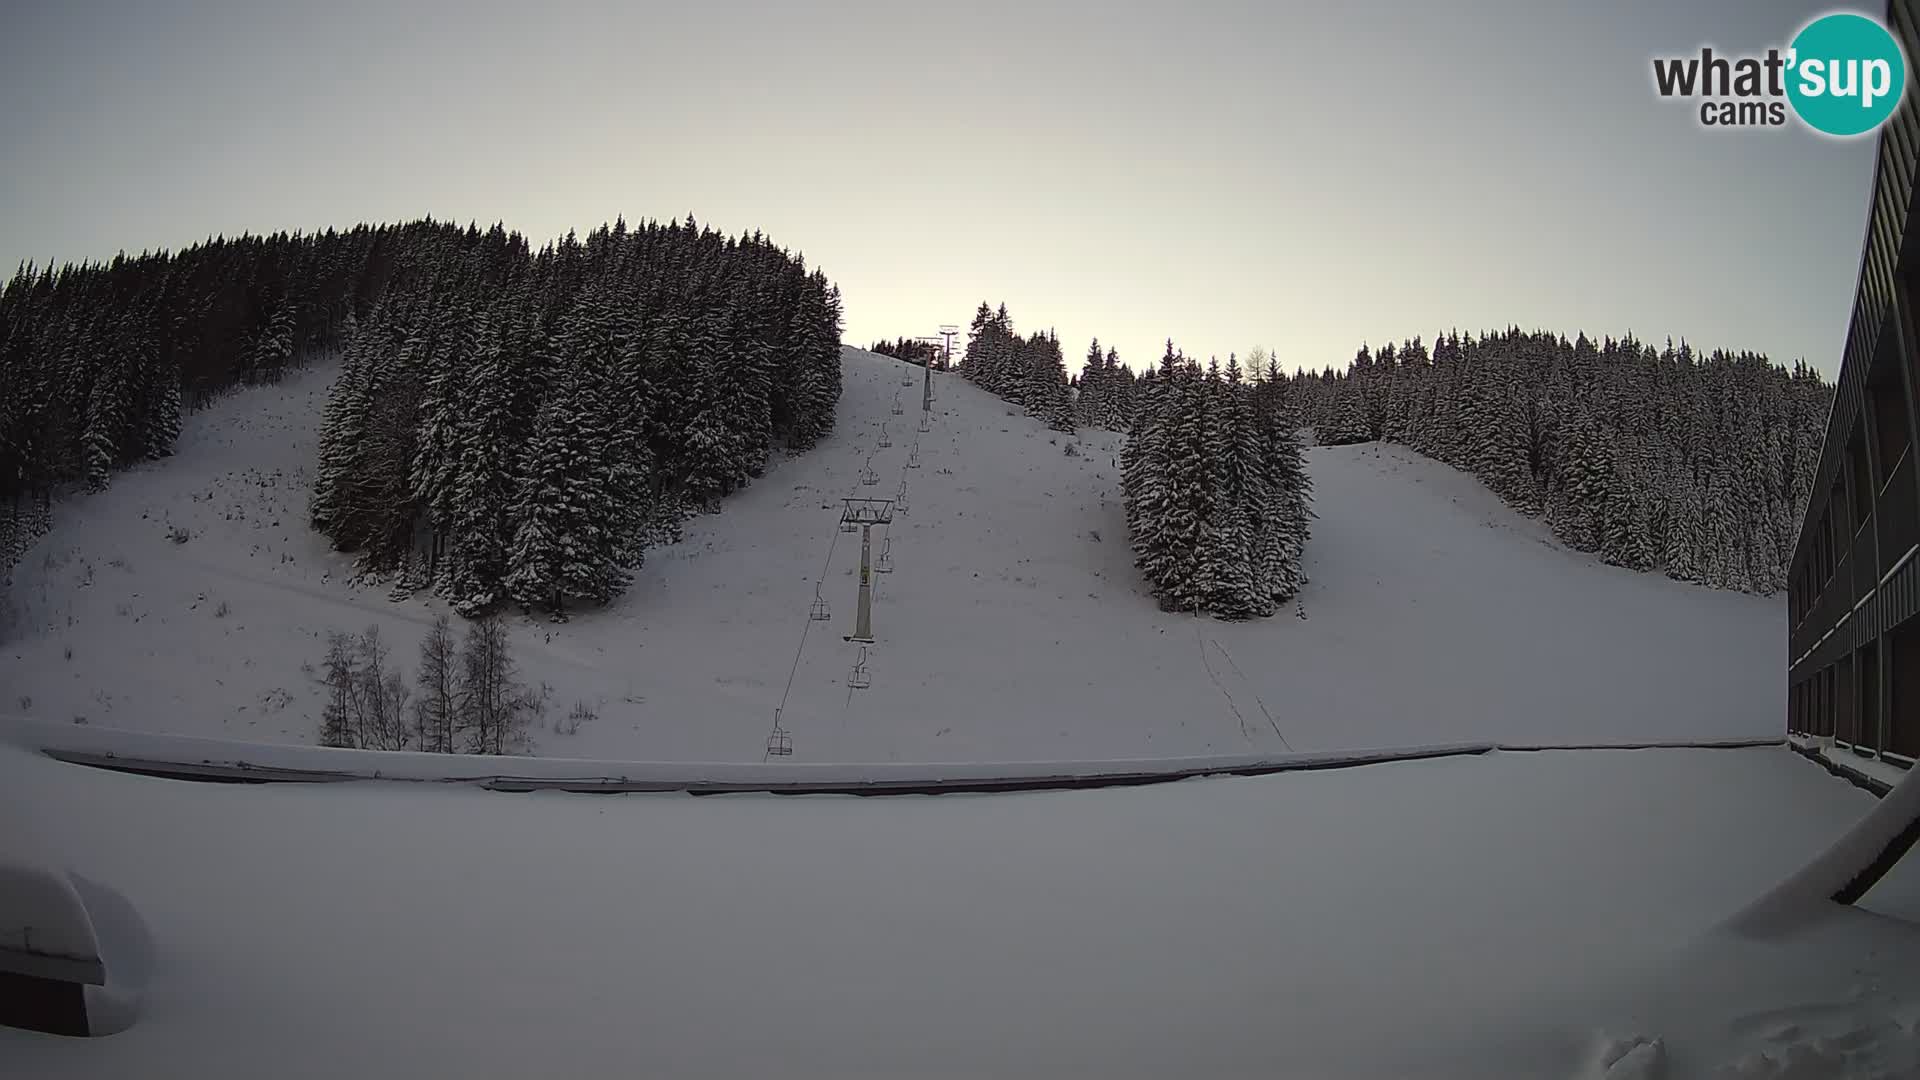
<box><xmin>0</xmin><ymin>347</ymin><xmax>1782</xmax><ymax>763</ymax></box>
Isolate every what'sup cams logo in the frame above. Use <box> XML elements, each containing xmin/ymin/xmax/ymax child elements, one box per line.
<box><xmin>1653</xmin><ymin>11</ymin><xmax>1908</xmax><ymax>136</ymax></box>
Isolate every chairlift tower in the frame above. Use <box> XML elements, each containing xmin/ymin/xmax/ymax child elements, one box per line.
<box><xmin>918</xmin><ymin>332</ymin><xmax>950</xmax><ymax>412</ymax></box>
<box><xmin>939</xmin><ymin>325</ymin><xmax>959</xmax><ymax>370</ymax></box>
<box><xmin>839</xmin><ymin>498</ymin><xmax>893</xmax><ymax>643</ymax></box>
<box><xmin>851</xmin><ymin>527</ymin><xmax>877</xmax><ymax>642</ymax></box>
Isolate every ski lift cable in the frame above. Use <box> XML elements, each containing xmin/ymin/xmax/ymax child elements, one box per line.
<box><xmin>764</xmin><ymin>375</ymin><xmax>940</xmax><ymax>762</ymax></box>
<box><xmin>870</xmin><ymin>523</ymin><xmax>889</xmax><ymax>605</ymax></box>
<box><xmin>838</xmin><ymin>650</ymin><xmax>862</xmax><ymax>751</ymax></box>
<box><xmin>763</xmin><ymin>517</ymin><xmax>849</xmax><ymax>759</ymax></box>
<box><xmin>873</xmin><ymin>440</ymin><xmax>918</xmax><ymax>596</ymax></box>
<box><xmin>809</xmin><ymin>390</ymin><xmax>933</xmax><ymax>760</ymax></box>
<box><xmin>848</xmin><ymin>647</ymin><xmax>872</xmax><ymax>689</ymax></box>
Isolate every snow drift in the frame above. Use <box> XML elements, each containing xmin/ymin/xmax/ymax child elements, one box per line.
<box><xmin>3</xmin><ymin>741</ymin><xmax>1915</xmax><ymax>1077</ymax></box>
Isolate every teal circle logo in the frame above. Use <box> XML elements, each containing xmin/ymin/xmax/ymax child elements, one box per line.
<box><xmin>1786</xmin><ymin>13</ymin><xmax>1907</xmax><ymax>136</ymax></box>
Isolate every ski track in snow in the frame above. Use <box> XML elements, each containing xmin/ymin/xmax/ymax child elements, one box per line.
<box><xmin>0</xmin><ymin>348</ymin><xmax>1782</xmax><ymax>762</ymax></box>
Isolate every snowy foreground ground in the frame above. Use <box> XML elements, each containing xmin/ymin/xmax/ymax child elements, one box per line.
<box><xmin>6</xmin><ymin>742</ymin><xmax>1920</xmax><ymax>1077</ymax></box>
<box><xmin>0</xmin><ymin>348</ymin><xmax>1780</xmax><ymax>762</ymax></box>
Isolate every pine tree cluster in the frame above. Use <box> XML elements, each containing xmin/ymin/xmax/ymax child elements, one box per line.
<box><xmin>868</xmin><ymin>337</ymin><xmax>947</xmax><ymax>368</ymax></box>
<box><xmin>0</xmin><ymin>216</ymin><xmax>842</xmax><ymax>609</ymax></box>
<box><xmin>1072</xmin><ymin>338</ymin><xmax>1141</xmax><ymax>431</ymax></box>
<box><xmin>1</xmin><ymin>226</ymin><xmax>376</xmax><ymax>567</ymax></box>
<box><xmin>1289</xmin><ymin>329</ymin><xmax>1831</xmax><ymax>594</ymax></box>
<box><xmin>959</xmin><ymin>303</ymin><xmax>1076</xmax><ymax>431</ymax></box>
<box><xmin>1122</xmin><ymin>344</ymin><xmax>1313</xmax><ymax>619</ymax></box>
<box><xmin>310</xmin><ymin>215</ymin><xmax>844</xmax><ymax>618</ymax></box>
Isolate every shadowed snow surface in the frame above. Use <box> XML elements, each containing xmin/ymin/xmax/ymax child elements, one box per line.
<box><xmin>3</xmin><ymin>744</ymin><xmax>1918</xmax><ymax>1077</ymax></box>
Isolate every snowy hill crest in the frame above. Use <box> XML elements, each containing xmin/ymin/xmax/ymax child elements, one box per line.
<box><xmin>0</xmin><ymin>347</ymin><xmax>1781</xmax><ymax>762</ymax></box>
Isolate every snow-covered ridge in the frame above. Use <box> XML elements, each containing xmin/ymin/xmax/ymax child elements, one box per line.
<box><xmin>0</xmin><ymin>346</ymin><xmax>1784</xmax><ymax>763</ymax></box>
<box><xmin>0</xmin><ymin>715</ymin><xmax>1784</xmax><ymax>793</ymax></box>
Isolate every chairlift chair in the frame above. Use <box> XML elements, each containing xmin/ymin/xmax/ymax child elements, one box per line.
<box><xmin>809</xmin><ymin>586</ymin><xmax>831</xmax><ymax>621</ymax></box>
<box><xmin>878</xmin><ymin>423</ymin><xmax>892</xmax><ymax>448</ymax></box>
<box><xmin>860</xmin><ymin>456</ymin><xmax>879</xmax><ymax>485</ymax></box>
<box><xmin>767</xmin><ymin>709</ymin><xmax>793</xmax><ymax>756</ymax></box>
<box><xmin>876</xmin><ymin>537</ymin><xmax>894</xmax><ymax>574</ymax></box>
<box><xmin>907</xmin><ymin>444</ymin><xmax>921</xmax><ymax>468</ymax></box>
<box><xmin>848</xmin><ymin>648</ymin><xmax>872</xmax><ymax>690</ymax></box>
<box><xmin>918</xmin><ymin>414</ymin><xmax>931</xmax><ymax>433</ymax></box>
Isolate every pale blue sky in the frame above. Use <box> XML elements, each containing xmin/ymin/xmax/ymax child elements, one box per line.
<box><xmin>0</xmin><ymin>0</ymin><xmax>1884</xmax><ymax>376</ymax></box>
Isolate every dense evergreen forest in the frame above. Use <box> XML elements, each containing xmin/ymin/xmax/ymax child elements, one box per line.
<box><xmin>5</xmin><ymin>227</ymin><xmax>1826</xmax><ymax>617</ymax></box>
<box><xmin>1286</xmin><ymin>331</ymin><xmax>1831</xmax><ymax>595</ymax></box>
<box><xmin>1</xmin><ymin>224</ymin><xmax>370</xmax><ymax>566</ymax></box>
<box><xmin>868</xmin><ymin>337</ymin><xmax>948</xmax><ymax>367</ymax></box>
<box><xmin>1072</xmin><ymin>338</ymin><xmax>1141</xmax><ymax>431</ymax></box>
<box><xmin>1123</xmin><ymin>345</ymin><xmax>1313</xmax><ymax>618</ymax></box>
<box><xmin>312</xmin><ymin>218</ymin><xmax>842</xmax><ymax>617</ymax></box>
<box><xmin>953</xmin><ymin>310</ymin><xmax>1828</xmax><ymax>601</ymax></box>
<box><xmin>0</xmin><ymin>216</ymin><xmax>844</xmax><ymax>617</ymax></box>
<box><xmin>958</xmin><ymin>303</ymin><xmax>1076</xmax><ymax>431</ymax></box>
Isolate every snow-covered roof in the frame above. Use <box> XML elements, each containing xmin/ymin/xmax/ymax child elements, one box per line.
<box><xmin>0</xmin><ymin>861</ymin><xmax>102</xmax><ymax>987</ymax></box>
<box><xmin>7</xmin><ymin>741</ymin><xmax>1920</xmax><ymax>1077</ymax></box>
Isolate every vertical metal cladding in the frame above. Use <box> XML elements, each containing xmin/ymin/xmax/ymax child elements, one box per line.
<box><xmin>1787</xmin><ymin>0</ymin><xmax>1920</xmax><ymax>759</ymax></box>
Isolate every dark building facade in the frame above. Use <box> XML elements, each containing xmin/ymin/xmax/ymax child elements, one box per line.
<box><xmin>1787</xmin><ymin>0</ymin><xmax>1920</xmax><ymax>760</ymax></box>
